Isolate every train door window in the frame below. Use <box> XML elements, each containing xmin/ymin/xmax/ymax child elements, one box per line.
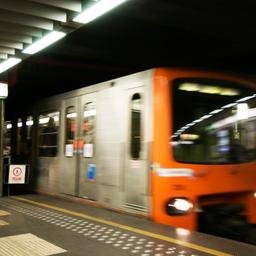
<box><xmin>26</xmin><ymin>116</ymin><xmax>33</xmax><ymax>139</ymax></box>
<box><xmin>83</xmin><ymin>102</ymin><xmax>96</xmax><ymax>157</ymax></box>
<box><xmin>25</xmin><ymin>116</ymin><xmax>34</xmax><ymax>158</ymax></box>
<box><xmin>65</xmin><ymin>106</ymin><xmax>76</xmax><ymax>157</ymax></box>
<box><xmin>38</xmin><ymin>111</ymin><xmax>59</xmax><ymax>157</ymax></box>
<box><xmin>16</xmin><ymin>118</ymin><xmax>23</xmax><ymax>155</ymax></box>
<box><xmin>130</xmin><ymin>93</ymin><xmax>142</xmax><ymax>159</ymax></box>
<box><xmin>4</xmin><ymin>121</ymin><xmax>12</xmax><ymax>156</ymax></box>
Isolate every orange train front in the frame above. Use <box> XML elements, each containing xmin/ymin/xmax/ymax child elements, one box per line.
<box><xmin>151</xmin><ymin>68</ymin><xmax>256</xmax><ymax>240</ymax></box>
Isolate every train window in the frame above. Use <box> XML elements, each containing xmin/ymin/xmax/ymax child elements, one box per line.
<box><xmin>16</xmin><ymin>118</ymin><xmax>23</xmax><ymax>155</ymax></box>
<box><xmin>3</xmin><ymin>121</ymin><xmax>12</xmax><ymax>156</ymax></box>
<box><xmin>83</xmin><ymin>102</ymin><xmax>96</xmax><ymax>157</ymax></box>
<box><xmin>130</xmin><ymin>93</ymin><xmax>142</xmax><ymax>159</ymax></box>
<box><xmin>25</xmin><ymin>116</ymin><xmax>33</xmax><ymax>159</ymax></box>
<box><xmin>26</xmin><ymin>116</ymin><xmax>33</xmax><ymax>139</ymax></box>
<box><xmin>171</xmin><ymin>78</ymin><xmax>256</xmax><ymax>164</ymax></box>
<box><xmin>38</xmin><ymin>111</ymin><xmax>59</xmax><ymax>157</ymax></box>
<box><xmin>65</xmin><ymin>106</ymin><xmax>76</xmax><ymax>157</ymax></box>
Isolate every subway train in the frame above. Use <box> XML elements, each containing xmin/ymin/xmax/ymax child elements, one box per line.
<box><xmin>4</xmin><ymin>67</ymin><xmax>256</xmax><ymax>241</ymax></box>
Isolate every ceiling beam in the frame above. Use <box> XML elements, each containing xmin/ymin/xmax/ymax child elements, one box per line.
<box><xmin>0</xmin><ymin>0</ymin><xmax>67</xmax><ymax>22</ymax></box>
<box><xmin>0</xmin><ymin>46</ymin><xmax>15</xmax><ymax>55</ymax></box>
<box><xmin>29</xmin><ymin>0</ymin><xmax>82</xmax><ymax>12</ymax></box>
<box><xmin>0</xmin><ymin>32</ymin><xmax>32</xmax><ymax>44</ymax></box>
<box><xmin>0</xmin><ymin>21</ymin><xmax>43</xmax><ymax>37</ymax></box>
<box><xmin>0</xmin><ymin>9</ymin><xmax>53</xmax><ymax>30</ymax></box>
<box><xmin>0</xmin><ymin>40</ymin><xmax>23</xmax><ymax>50</ymax></box>
<box><xmin>0</xmin><ymin>53</ymin><xmax>8</xmax><ymax>59</ymax></box>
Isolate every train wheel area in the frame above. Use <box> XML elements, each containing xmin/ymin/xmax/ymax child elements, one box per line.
<box><xmin>0</xmin><ymin>194</ymin><xmax>255</xmax><ymax>256</ymax></box>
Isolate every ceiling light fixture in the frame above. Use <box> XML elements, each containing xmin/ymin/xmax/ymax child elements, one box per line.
<box><xmin>0</xmin><ymin>58</ymin><xmax>21</xmax><ymax>74</ymax></box>
<box><xmin>22</xmin><ymin>31</ymin><xmax>66</xmax><ymax>54</ymax></box>
<box><xmin>73</xmin><ymin>0</ymin><xmax>127</xmax><ymax>24</ymax></box>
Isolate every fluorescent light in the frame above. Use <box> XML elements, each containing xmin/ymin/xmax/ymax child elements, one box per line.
<box><xmin>237</xmin><ymin>103</ymin><xmax>248</xmax><ymax>120</ymax></box>
<box><xmin>0</xmin><ymin>58</ymin><xmax>21</xmax><ymax>74</ymax></box>
<box><xmin>222</xmin><ymin>103</ymin><xmax>237</xmax><ymax>109</ymax></box>
<box><xmin>178</xmin><ymin>83</ymin><xmax>240</xmax><ymax>96</ymax></box>
<box><xmin>6</xmin><ymin>123</ymin><xmax>12</xmax><ymax>129</ymax></box>
<box><xmin>237</xmin><ymin>94</ymin><xmax>256</xmax><ymax>103</ymax></box>
<box><xmin>210</xmin><ymin>109</ymin><xmax>223</xmax><ymax>114</ymax></box>
<box><xmin>0</xmin><ymin>82</ymin><xmax>8</xmax><ymax>98</ymax></box>
<box><xmin>179</xmin><ymin>83</ymin><xmax>200</xmax><ymax>92</ymax></box>
<box><xmin>22</xmin><ymin>31</ymin><xmax>66</xmax><ymax>54</ymax></box>
<box><xmin>26</xmin><ymin>120</ymin><xmax>34</xmax><ymax>126</ymax></box>
<box><xmin>73</xmin><ymin>0</ymin><xmax>127</xmax><ymax>24</ymax></box>
<box><xmin>39</xmin><ymin>117</ymin><xmax>49</xmax><ymax>124</ymax></box>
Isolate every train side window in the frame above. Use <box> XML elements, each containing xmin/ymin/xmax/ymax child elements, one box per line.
<box><xmin>83</xmin><ymin>102</ymin><xmax>96</xmax><ymax>157</ymax></box>
<box><xmin>16</xmin><ymin>118</ymin><xmax>23</xmax><ymax>155</ymax></box>
<box><xmin>65</xmin><ymin>106</ymin><xmax>76</xmax><ymax>157</ymax></box>
<box><xmin>25</xmin><ymin>116</ymin><xmax>34</xmax><ymax>158</ymax></box>
<box><xmin>4</xmin><ymin>121</ymin><xmax>12</xmax><ymax>156</ymax></box>
<box><xmin>38</xmin><ymin>111</ymin><xmax>59</xmax><ymax>157</ymax></box>
<box><xmin>26</xmin><ymin>116</ymin><xmax>34</xmax><ymax>139</ymax></box>
<box><xmin>130</xmin><ymin>93</ymin><xmax>142</xmax><ymax>159</ymax></box>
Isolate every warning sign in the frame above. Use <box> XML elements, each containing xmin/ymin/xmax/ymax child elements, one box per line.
<box><xmin>8</xmin><ymin>165</ymin><xmax>26</xmax><ymax>184</ymax></box>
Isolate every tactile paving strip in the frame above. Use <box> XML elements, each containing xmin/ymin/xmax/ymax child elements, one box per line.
<box><xmin>0</xmin><ymin>233</ymin><xmax>66</xmax><ymax>255</ymax></box>
<box><xmin>0</xmin><ymin>198</ymin><xmax>208</xmax><ymax>256</ymax></box>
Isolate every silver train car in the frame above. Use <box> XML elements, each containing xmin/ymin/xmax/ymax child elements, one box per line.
<box><xmin>21</xmin><ymin>68</ymin><xmax>152</xmax><ymax>214</ymax></box>
<box><xmin>5</xmin><ymin>67</ymin><xmax>256</xmax><ymax>240</ymax></box>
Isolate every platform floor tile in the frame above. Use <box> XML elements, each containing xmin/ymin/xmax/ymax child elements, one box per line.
<box><xmin>0</xmin><ymin>220</ymin><xmax>8</xmax><ymax>226</ymax></box>
<box><xmin>0</xmin><ymin>198</ymin><xmax>206</xmax><ymax>256</ymax></box>
<box><xmin>0</xmin><ymin>210</ymin><xmax>10</xmax><ymax>216</ymax></box>
<box><xmin>0</xmin><ymin>233</ymin><xmax>66</xmax><ymax>255</ymax></box>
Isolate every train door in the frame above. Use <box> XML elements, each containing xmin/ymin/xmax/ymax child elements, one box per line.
<box><xmin>78</xmin><ymin>93</ymin><xmax>97</xmax><ymax>200</ymax></box>
<box><xmin>124</xmin><ymin>86</ymin><xmax>148</xmax><ymax>211</ymax></box>
<box><xmin>61</xmin><ymin>97</ymin><xmax>79</xmax><ymax>195</ymax></box>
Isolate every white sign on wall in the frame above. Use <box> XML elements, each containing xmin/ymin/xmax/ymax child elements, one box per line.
<box><xmin>8</xmin><ymin>165</ymin><xmax>26</xmax><ymax>184</ymax></box>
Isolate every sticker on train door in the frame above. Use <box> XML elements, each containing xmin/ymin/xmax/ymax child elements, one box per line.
<box><xmin>65</xmin><ymin>144</ymin><xmax>74</xmax><ymax>157</ymax></box>
<box><xmin>84</xmin><ymin>144</ymin><xmax>93</xmax><ymax>157</ymax></box>
<box><xmin>87</xmin><ymin>164</ymin><xmax>96</xmax><ymax>182</ymax></box>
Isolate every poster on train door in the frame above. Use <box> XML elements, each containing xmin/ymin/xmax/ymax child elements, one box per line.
<box><xmin>8</xmin><ymin>165</ymin><xmax>26</xmax><ymax>184</ymax></box>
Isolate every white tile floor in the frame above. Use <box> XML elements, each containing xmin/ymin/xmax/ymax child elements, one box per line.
<box><xmin>0</xmin><ymin>233</ymin><xmax>66</xmax><ymax>256</ymax></box>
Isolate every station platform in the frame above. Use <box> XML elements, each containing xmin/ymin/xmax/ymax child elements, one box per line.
<box><xmin>0</xmin><ymin>194</ymin><xmax>255</xmax><ymax>256</ymax></box>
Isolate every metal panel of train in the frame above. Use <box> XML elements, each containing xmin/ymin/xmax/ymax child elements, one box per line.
<box><xmin>5</xmin><ymin>67</ymin><xmax>256</xmax><ymax>241</ymax></box>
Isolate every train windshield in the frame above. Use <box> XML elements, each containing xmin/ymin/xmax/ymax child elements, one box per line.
<box><xmin>171</xmin><ymin>78</ymin><xmax>256</xmax><ymax>164</ymax></box>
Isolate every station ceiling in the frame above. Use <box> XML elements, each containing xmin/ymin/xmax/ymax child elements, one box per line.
<box><xmin>1</xmin><ymin>0</ymin><xmax>256</xmax><ymax>113</ymax></box>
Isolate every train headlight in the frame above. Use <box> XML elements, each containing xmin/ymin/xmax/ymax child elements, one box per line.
<box><xmin>166</xmin><ymin>197</ymin><xmax>193</xmax><ymax>216</ymax></box>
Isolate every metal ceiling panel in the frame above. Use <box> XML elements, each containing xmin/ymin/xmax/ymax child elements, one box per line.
<box><xmin>0</xmin><ymin>0</ymin><xmax>67</xmax><ymax>22</ymax></box>
<box><xmin>0</xmin><ymin>32</ymin><xmax>32</xmax><ymax>44</ymax></box>
<box><xmin>0</xmin><ymin>53</ymin><xmax>8</xmax><ymax>59</ymax></box>
<box><xmin>29</xmin><ymin>0</ymin><xmax>82</xmax><ymax>12</ymax></box>
<box><xmin>0</xmin><ymin>9</ymin><xmax>54</xmax><ymax>30</ymax></box>
<box><xmin>0</xmin><ymin>0</ymin><xmax>85</xmax><ymax>67</ymax></box>
<box><xmin>0</xmin><ymin>40</ymin><xmax>23</xmax><ymax>50</ymax></box>
<box><xmin>0</xmin><ymin>22</ymin><xmax>43</xmax><ymax>37</ymax></box>
<box><xmin>0</xmin><ymin>47</ymin><xmax>15</xmax><ymax>55</ymax></box>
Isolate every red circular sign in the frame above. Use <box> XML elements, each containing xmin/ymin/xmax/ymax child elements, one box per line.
<box><xmin>13</xmin><ymin>167</ymin><xmax>22</xmax><ymax>176</ymax></box>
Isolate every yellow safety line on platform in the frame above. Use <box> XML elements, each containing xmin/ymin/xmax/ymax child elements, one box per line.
<box><xmin>12</xmin><ymin>196</ymin><xmax>232</xmax><ymax>256</ymax></box>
